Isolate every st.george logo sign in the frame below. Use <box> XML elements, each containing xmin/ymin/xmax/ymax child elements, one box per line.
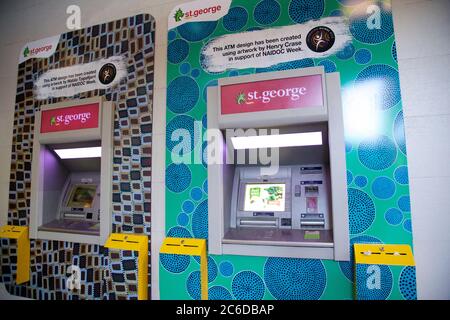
<box><xmin>40</xmin><ymin>102</ymin><xmax>99</xmax><ymax>133</ymax></box>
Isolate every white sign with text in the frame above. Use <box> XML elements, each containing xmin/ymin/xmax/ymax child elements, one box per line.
<box><xmin>34</xmin><ymin>56</ymin><xmax>127</xmax><ymax>100</ymax></box>
<box><xmin>201</xmin><ymin>17</ymin><xmax>351</xmax><ymax>73</ymax></box>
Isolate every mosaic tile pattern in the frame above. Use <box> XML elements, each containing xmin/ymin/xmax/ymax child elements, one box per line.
<box><xmin>1</xmin><ymin>13</ymin><xmax>155</xmax><ymax>300</ymax></box>
<box><xmin>109</xmin><ymin>249</ymin><xmax>140</xmax><ymax>300</ymax></box>
<box><xmin>0</xmin><ymin>238</ymin><xmax>16</xmax><ymax>285</ymax></box>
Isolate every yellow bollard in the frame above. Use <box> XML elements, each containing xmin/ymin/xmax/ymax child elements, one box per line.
<box><xmin>104</xmin><ymin>233</ymin><xmax>148</xmax><ymax>300</ymax></box>
<box><xmin>160</xmin><ymin>237</ymin><xmax>208</xmax><ymax>300</ymax></box>
<box><xmin>0</xmin><ymin>225</ymin><xmax>30</xmax><ymax>284</ymax></box>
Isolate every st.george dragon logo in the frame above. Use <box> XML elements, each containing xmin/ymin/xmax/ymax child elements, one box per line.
<box><xmin>236</xmin><ymin>92</ymin><xmax>248</xmax><ymax>105</ymax></box>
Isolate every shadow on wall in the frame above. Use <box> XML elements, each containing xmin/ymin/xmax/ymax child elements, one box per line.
<box><xmin>0</xmin><ymin>283</ymin><xmax>32</xmax><ymax>300</ymax></box>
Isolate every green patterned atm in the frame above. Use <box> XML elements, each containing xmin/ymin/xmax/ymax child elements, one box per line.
<box><xmin>162</xmin><ymin>0</ymin><xmax>415</xmax><ymax>300</ymax></box>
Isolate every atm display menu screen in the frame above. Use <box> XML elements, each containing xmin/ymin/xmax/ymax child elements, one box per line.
<box><xmin>66</xmin><ymin>184</ymin><xmax>97</xmax><ymax>208</ymax></box>
<box><xmin>243</xmin><ymin>183</ymin><xmax>285</xmax><ymax>212</ymax></box>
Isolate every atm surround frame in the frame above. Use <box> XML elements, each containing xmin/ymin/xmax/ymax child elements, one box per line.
<box><xmin>30</xmin><ymin>96</ymin><xmax>113</xmax><ymax>245</ymax></box>
<box><xmin>207</xmin><ymin>67</ymin><xmax>350</xmax><ymax>261</ymax></box>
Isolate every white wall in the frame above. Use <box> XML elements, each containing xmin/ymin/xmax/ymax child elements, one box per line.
<box><xmin>392</xmin><ymin>0</ymin><xmax>450</xmax><ymax>300</ymax></box>
<box><xmin>0</xmin><ymin>0</ymin><xmax>448</xmax><ymax>299</ymax></box>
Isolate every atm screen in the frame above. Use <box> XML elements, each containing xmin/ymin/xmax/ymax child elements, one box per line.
<box><xmin>243</xmin><ymin>183</ymin><xmax>285</xmax><ymax>212</ymax></box>
<box><xmin>66</xmin><ymin>184</ymin><xmax>97</xmax><ymax>208</ymax></box>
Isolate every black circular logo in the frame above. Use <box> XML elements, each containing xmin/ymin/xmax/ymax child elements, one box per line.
<box><xmin>98</xmin><ymin>63</ymin><xmax>116</xmax><ymax>85</ymax></box>
<box><xmin>306</xmin><ymin>26</ymin><xmax>335</xmax><ymax>53</ymax></box>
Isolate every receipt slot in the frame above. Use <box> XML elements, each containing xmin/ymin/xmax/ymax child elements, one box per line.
<box><xmin>30</xmin><ymin>97</ymin><xmax>113</xmax><ymax>245</ymax></box>
<box><xmin>207</xmin><ymin>67</ymin><xmax>349</xmax><ymax>261</ymax></box>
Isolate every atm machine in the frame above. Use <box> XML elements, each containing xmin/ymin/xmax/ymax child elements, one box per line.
<box><xmin>231</xmin><ymin>164</ymin><xmax>331</xmax><ymax>232</ymax></box>
<box><xmin>30</xmin><ymin>97</ymin><xmax>113</xmax><ymax>245</ymax></box>
<box><xmin>207</xmin><ymin>67</ymin><xmax>350</xmax><ymax>261</ymax></box>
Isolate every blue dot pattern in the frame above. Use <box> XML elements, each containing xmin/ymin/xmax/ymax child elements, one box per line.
<box><xmin>254</xmin><ymin>0</ymin><xmax>281</xmax><ymax>25</ymax></box>
<box><xmin>399</xmin><ymin>266</ymin><xmax>417</xmax><ymax>300</ymax></box>
<box><xmin>384</xmin><ymin>208</ymin><xmax>403</xmax><ymax>226</ymax></box>
<box><xmin>339</xmin><ymin>235</ymin><xmax>382</xmax><ymax>281</ymax></box>
<box><xmin>348</xmin><ymin>188</ymin><xmax>376</xmax><ymax>234</ymax></box>
<box><xmin>202</xmin><ymin>114</ymin><xmax>207</xmax><ymax>129</ymax></box>
<box><xmin>183</xmin><ymin>200</ymin><xmax>195</xmax><ymax>213</ymax></box>
<box><xmin>219</xmin><ymin>261</ymin><xmax>234</xmax><ymax>277</ymax></box>
<box><xmin>168</xmin><ymin>30</ymin><xmax>176</xmax><ymax>41</ymax></box>
<box><xmin>358</xmin><ymin>135</ymin><xmax>397</xmax><ymax>171</ymax></box>
<box><xmin>166</xmin><ymin>163</ymin><xmax>192</xmax><ymax>193</ymax></box>
<box><xmin>398</xmin><ymin>195</ymin><xmax>410</xmax><ymax>212</ymax></box>
<box><xmin>346</xmin><ymin>141</ymin><xmax>353</xmax><ymax>153</ymax></box>
<box><xmin>209</xmin><ymin>286</ymin><xmax>233</xmax><ymax>300</ymax></box>
<box><xmin>167</xmin><ymin>76</ymin><xmax>199</xmax><ymax>113</ymax></box>
<box><xmin>289</xmin><ymin>0</ymin><xmax>324</xmax><ymax>24</ymax></box>
<box><xmin>392</xmin><ymin>41</ymin><xmax>397</xmax><ymax>62</ymax></box>
<box><xmin>186</xmin><ymin>271</ymin><xmax>201</xmax><ymax>300</ymax></box>
<box><xmin>403</xmin><ymin>219</ymin><xmax>412</xmax><ymax>233</ymax></box>
<box><xmin>223</xmin><ymin>7</ymin><xmax>248</xmax><ymax>32</ymax></box>
<box><xmin>177</xmin><ymin>212</ymin><xmax>189</xmax><ymax>226</ymax></box>
<box><xmin>264</xmin><ymin>258</ymin><xmax>326</xmax><ymax>300</ymax></box>
<box><xmin>232</xmin><ymin>271</ymin><xmax>265</xmax><ymax>300</ymax></box>
<box><xmin>356</xmin><ymin>264</ymin><xmax>393</xmax><ymax>300</ymax></box>
<box><xmin>355</xmin><ymin>48</ymin><xmax>372</xmax><ymax>64</ymax></box>
<box><xmin>350</xmin><ymin>2</ymin><xmax>394</xmax><ymax>44</ymax></box>
<box><xmin>372</xmin><ymin>176</ymin><xmax>396</xmax><ymax>199</ymax></box>
<box><xmin>167</xmin><ymin>39</ymin><xmax>189</xmax><ymax>64</ymax></box>
<box><xmin>394</xmin><ymin>111</ymin><xmax>407</xmax><ymax>155</ymax></box>
<box><xmin>256</xmin><ymin>58</ymin><xmax>314</xmax><ymax>73</ymax></box>
<box><xmin>336</xmin><ymin>42</ymin><xmax>355</xmax><ymax>60</ymax></box>
<box><xmin>318</xmin><ymin>59</ymin><xmax>337</xmax><ymax>73</ymax></box>
<box><xmin>207</xmin><ymin>256</ymin><xmax>218</xmax><ymax>283</ymax></box>
<box><xmin>190</xmin><ymin>187</ymin><xmax>203</xmax><ymax>201</ymax></box>
<box><xmin>191</xmin><ymin>68</ymin><xmax>200</xmax><ymax>78</ymax></box>
<box><xmin>192</xmin><ymin>199</ymin><xmax>208</xmax><ymax>239</ymax></box>
<box><xmin>394</xmin><ymin>166</ymin><xmax>409</xmax><ymax>185</ymax></box>
<box><xmin>180</xmin><ymin>62</ymin><xmax>190</xmax><ymax>74</ymax></box>
<box><xmin>166</xmin><ymin>115</ymin><xmax>196</xmax><ymax>154</ymax></box>
<box><xmin>162</xmin><ymin>225</ymin><xmax>192</xmax><ymax>273</ymax></box>
<box><xmin>160</xmin><ymin>253</ymin><xmax>190</xmax><ymax>274</ymax></box>
<box><xmin>177</xmin><ymin>21</ymin><xmax>217</xmax><ymax>42</ymax></box>
<box><xmin>355</xmin><ymin>64</ymin><xmax>400</xmax><ymax>110</ymax></box>
<box><xmin>355</xmin><ymin>176</ymin><xmax>368</xmax><ymax>188</ymax></box>
<box><xmin>168</xmin><ymin>226</ymin><xmax>192</xmax><ymax>238</ymax></box>
<box><xmin>347</xmin><ymin>170</ymin><xmax>353</xmax><ymax>185</ymax></box>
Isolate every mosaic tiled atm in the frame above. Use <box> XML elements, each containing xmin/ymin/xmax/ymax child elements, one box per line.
<box><xmin>0</xmin><ymin>14</ymin><xmax>155</xmax><ymax>300</ymax></box>
<box><xmin>162</xmin><ymin>0</ymin><xmax>417</xmax><ymax>300</ymax></box>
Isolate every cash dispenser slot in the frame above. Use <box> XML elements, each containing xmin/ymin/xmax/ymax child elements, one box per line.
<box><xmin>238</xmin><ymin>218</ymin><xmax>278</xmax><ymax>227</ymax></box>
